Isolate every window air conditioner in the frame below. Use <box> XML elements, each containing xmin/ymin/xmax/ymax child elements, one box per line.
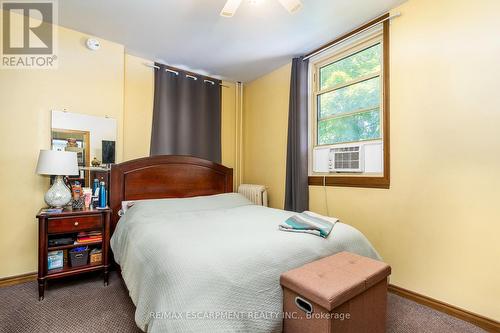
<box><xmin>329</xmin><ymin>145</ymin><xmax>364</xmax><ymax>173</ymax></box>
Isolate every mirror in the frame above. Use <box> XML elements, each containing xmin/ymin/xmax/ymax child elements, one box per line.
<box><xmin>51</xmin><ymin>110</ymin><xmax>117</xmax><ymax>187</ymax></box>
<box><xmin>51</xmin><ymin>128</ymin><xmax>90</xmax><ymax>184</ymax></box>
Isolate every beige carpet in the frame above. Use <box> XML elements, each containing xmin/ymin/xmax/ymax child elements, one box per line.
<box><xmin>0</xmin><ymin>272</ymin><xmax>486</xmax><ymax>333</ymax></box>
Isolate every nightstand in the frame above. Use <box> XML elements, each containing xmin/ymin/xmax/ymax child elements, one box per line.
<box><xmin>36</xmin><ymin>207</ymin><xmax>111</xmax><ymax>300</ymax></box>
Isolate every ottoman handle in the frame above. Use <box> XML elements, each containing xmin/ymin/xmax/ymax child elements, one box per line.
<box><xmin>295</xmin><ymin>296</ymin><xmax>313</xmax><ymax>314</ymax></box>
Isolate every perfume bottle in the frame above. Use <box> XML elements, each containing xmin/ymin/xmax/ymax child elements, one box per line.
<box><xmin>92</xmin><ymin>178</ymin><xmax>99</xmax><ymax>194</ymax></box>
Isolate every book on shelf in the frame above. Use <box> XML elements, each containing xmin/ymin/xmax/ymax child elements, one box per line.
<box><xmin>75</xmin><ymin>238</ymin><xmax>102</xmax><ymax>244</ymax></box>
<box><xmin>75</xmin><ymin>231</ymin><xmax>102</xmax><ymax>244</ymax></box>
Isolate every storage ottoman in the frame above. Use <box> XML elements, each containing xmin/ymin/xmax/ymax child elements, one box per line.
<box><xmin>280</xmin><ymin>251</ymin><xmax>391</xmax><ymax>333</ymax></box>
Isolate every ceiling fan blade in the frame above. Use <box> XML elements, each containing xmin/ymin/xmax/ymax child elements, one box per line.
<box><xmin>220</xmin><ymin>0</ymin><xmax>243</xmax><ymax>17</ymax></box>
<box><xmin>277</xmin><ymin>0</ymin><xmax>302</xmax><ymax>14</ymax></box>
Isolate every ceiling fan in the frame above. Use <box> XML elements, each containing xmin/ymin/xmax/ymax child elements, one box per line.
<box><xmin>220</xmin><ymin>0</ymin><xmax>303</xmax><ymax>17</ymax></box>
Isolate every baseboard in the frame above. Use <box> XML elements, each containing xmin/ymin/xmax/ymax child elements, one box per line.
<box><xmin>0</xmin><ymin>272</ymin><xmax>37</xmax><ymax>288</ymax></box>
<box><xmin>389</xmin><ymin>284</ymin><xmax>500</xmax><ymax>333</ymax></box>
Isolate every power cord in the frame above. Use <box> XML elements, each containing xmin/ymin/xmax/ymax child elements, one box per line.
<box><xmin>323</xmin><ymin>177</ymin><xmax>330</xmax><ymax>216</ymax></box>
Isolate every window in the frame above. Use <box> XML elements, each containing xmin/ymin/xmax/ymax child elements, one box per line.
<box><xmin>317</xmin><ymin>43</ymin><xmax>382</xmax><ymax>145</ymax></box>
<box><xmin>309</xmin><ymin>18</ymin><xmax>390</xmax><ymax>188</ymax></box>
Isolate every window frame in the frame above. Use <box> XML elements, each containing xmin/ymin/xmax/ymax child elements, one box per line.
<box><xmin>308</xmin><ymin>17</ymin><xmax>390</xmax><ymax>189</ymax></box>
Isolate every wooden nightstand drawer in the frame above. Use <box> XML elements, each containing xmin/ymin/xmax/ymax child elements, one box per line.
<box><xmin>48</xmin><ymin>215</ymin><xmax>102</xmax><ymax>234</ymax></box>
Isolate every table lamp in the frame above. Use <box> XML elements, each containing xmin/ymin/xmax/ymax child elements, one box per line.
<box><xmin>36</xmin><ymin>150</ymin><xmax>79</xmax><ymax>208</ymax></box>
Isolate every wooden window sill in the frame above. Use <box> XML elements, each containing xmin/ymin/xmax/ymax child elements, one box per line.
<box><xmin>308</xmin><ymin>175</ymin><xmax>390</xmax><ymax>189</ymax></box>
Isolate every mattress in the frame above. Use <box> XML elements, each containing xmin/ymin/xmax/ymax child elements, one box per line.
<box><xmin>110</xmin><ymin>193</ymin><xmax>380</xmax><ymax>332</ymax></box>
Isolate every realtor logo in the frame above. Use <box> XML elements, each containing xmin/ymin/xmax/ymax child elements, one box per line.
<box><xmin>1</xmin><ymin>0</ymin><xmax>58</xmax><ymax>68</ymax></box>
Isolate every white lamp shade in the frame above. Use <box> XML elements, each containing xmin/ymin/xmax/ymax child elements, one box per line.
<box><xmin>36</xmin><ymin>150</ymin><xmax>79</xmax><ymax>176</ymax></box>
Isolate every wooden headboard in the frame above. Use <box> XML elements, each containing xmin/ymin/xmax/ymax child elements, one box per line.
<box><xmin>110</xmin><ymin>155</ymin><xmax>233</xmax><ymax>230</ymax></box>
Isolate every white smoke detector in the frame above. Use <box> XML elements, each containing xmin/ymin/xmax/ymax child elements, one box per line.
<box><xmin>86</xmin><ymin>38</ymin><xmax>101</xmax><ymax>51</ymax></box>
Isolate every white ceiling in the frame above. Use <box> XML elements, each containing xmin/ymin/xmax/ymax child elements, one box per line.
<box><xmin>58</xmin><ymin>0</ymin><xmax>406</xmax><ymax>82</ymax></box>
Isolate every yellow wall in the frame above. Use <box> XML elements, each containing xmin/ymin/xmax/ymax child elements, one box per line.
<box><xmin>243</xmin><ymin>64</ymin><xmax>291</xmax><ymax>208</ymax></box>
<box><xmin>242</xmin><ymin>0</ymin><xmax>500</xmax><ymax>321</ymax></box>
<box><xmin>123</xmin><ymin>54</ymin><xmax>154</xmax><ymax>161</ymax></box>
<box><xmin>0</xmin><ymin>18</ymin><xmax>239</xmax><ymax>279</ymax></box>
<box><xmin>0</xmin><ymin>16</ymin><xmax>125</xmax><ymax>278</ymax></box>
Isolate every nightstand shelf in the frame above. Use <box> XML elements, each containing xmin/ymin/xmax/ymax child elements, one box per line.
<box><xmin>37</xmin><ymin>207</ymin><xmax>111</xmax><ymax>301</ymax></box>
<box><xmin>48</xmin><ymin>240</ymin><xmax>102</xmax><ymax>251</ymax></box>
<box><xmin>47</xmin><ymin>263</ymin><xmax>104</xmax><ymax>278</ymax></box>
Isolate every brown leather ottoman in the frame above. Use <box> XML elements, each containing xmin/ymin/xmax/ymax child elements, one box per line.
<box><xmin>280</xmin><ymin>251</ymin><xmax>391</xmax><ymax>333</ymax></box>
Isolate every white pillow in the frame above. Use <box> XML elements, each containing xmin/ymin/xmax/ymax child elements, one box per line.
<box><xmin>118</xmin><ymin>200</ymin><xmax>137</xmax><ymax>216</ymax></box>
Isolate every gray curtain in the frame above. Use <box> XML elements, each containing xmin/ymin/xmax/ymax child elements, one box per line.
<box><xmin>284</xmin><ymin>57</ymin><xmax>309</xmax><ymax>212</ymax></box>
<box><xmin>150</xmin><ymin>63</ymin><xmax>222</xmax><ymax>163</ymax></box>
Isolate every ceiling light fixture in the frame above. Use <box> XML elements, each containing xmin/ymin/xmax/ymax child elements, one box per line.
<box><xmin>220</xmin><ymin>0</ymin><xmax>302</xmax><ymax>17</ymax></box>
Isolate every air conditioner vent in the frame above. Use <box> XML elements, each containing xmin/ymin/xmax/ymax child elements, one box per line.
<box><xmin>329</xmin><ymin>145</ymin><xmax>364</xmax><ymax>173</ymax></box>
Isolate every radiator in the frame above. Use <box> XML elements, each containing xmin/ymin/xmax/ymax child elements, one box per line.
<box><xmin>238</xmin><ymin>184</ymin><xmax>268</xmax><ymax>207</ymax></box>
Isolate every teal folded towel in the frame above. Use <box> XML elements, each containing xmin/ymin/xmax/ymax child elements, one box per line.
<box><xmin>279</xmin><ymin>211</ymin><xmax>339</xmax><ymax>238</ymax></box>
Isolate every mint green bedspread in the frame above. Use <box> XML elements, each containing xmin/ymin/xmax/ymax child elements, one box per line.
<box><xmin>111</xmin><ymin>193</ymin><xmax>380</xmax><ymax>332</ymax></box>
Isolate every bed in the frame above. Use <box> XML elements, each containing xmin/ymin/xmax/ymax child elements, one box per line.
<box><xmin>109</xmin><ymin>155</ymin><xmax>380</xmax><ymax>333</ymax></box>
